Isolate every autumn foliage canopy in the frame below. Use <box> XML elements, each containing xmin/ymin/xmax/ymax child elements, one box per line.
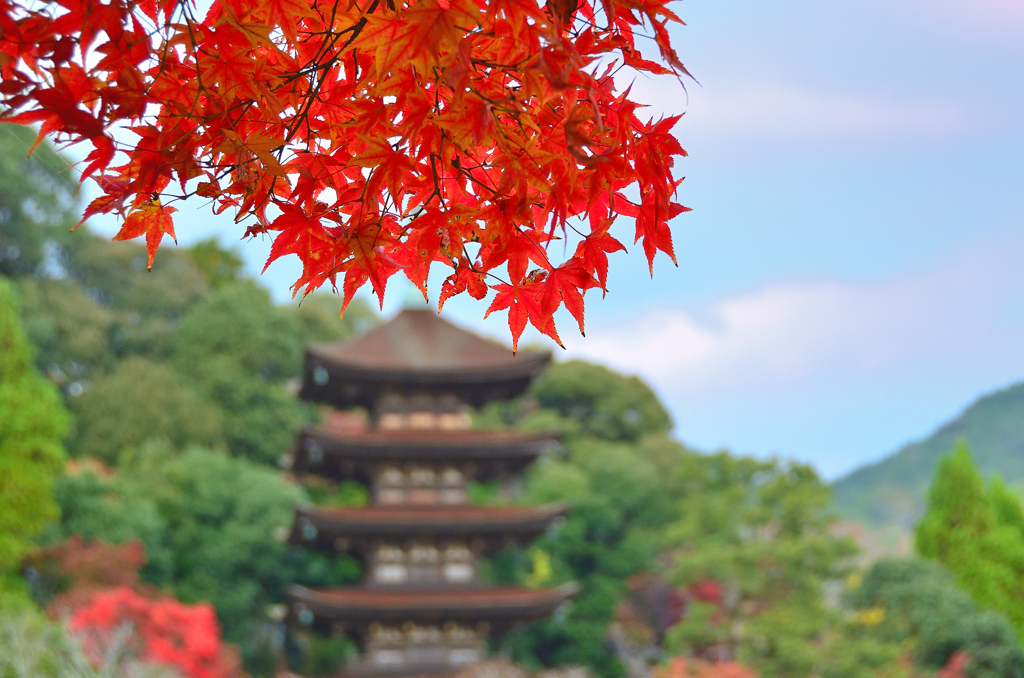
<box><xmin>0</xmin><ymin>0</ymin><xmax>689</xmax><ymax>348</ymax></box>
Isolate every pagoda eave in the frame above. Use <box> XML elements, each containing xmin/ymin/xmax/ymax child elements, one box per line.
<box><xmin>292</xmin><ymin>427</ymin><xmax>561</xmax><ymax>481</ymax></box>
<box><xmin>299</xmin><ymin>353</ymin><xmax>550</xmax><ymax>411</ymax></box>
<box><xmin>331</xmin><ymin>663</ymin><xmax>466</xmax><ymax>678</ymax></box>
<box><xmin>288</xmin><ymin>584</ymin><xmax>579</xmax><ymax>630</ymax></box>
<box><xmin>289</xmin><ymin>503</ymin><xmax>570</xmax><ymax>553</ymax></box>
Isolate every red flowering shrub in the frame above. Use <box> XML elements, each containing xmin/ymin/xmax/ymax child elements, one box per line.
<box><xmin>937</xmin><ymin>652</ymin><xmax>968</xmax><ymax>678</ymax></box>
<box><xmin>69</xmin><ymin>586</ymin><xmax>242</xmax><ymax>678</ymax></box>
<box><xmin>687</xmin><ymin>580</ymin><xmax>724</xmax><ymax>605</ymax></box>
<box><xmin>616</xmin><ymin>573</ymin><xmax>687</xmax><ymax>644</ymax></box>
<box><xmin>661</xmin><ymin>656</ymin><xmax>756</xmax><ymax>678</ymax></box>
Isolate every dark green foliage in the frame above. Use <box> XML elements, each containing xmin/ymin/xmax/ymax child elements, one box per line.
<box><xmin>40</xmin><ymin>438</ymin><xmax>356</xmax><ymax>674</ymax></box>
<box><xmin>174</xmin><ymin>281</ymin><xmax>302</xmax><ymax>380</ymax></box>
<box><xmin>298</xmin><ymin>634</ymin><xmax>358</xmax><ymax>677</ymax></box>
<box><xmin>530</xmin><ymin>360</ymin><xmax>672</xmax><ymax>441</ymax></box>
<box><xmin>850</xmin><ymin>558</ymin><xmax>1024</xmax><ymax>678</ymax></box>
<box><xmin>304</xmin><ymin>480</ymin><xmax>370</xmax><ymax>508</ymax></box>
<box><xmin>41</xmin><ymin>466</ymin><xmax>173</xmax><ymax>582</ymax></box>
<box><xmin>16</xmin><ymin>278</ymin><xmax>116</xmax><ymax>381</ymax></box>
<box><xmin>12</xmin><ymin>226</ymin><xmax>211</xmax><ymax>389</ymax></box>
<box><xmin>51</xmin><ymin>232</ymin><xmax>210</xmax><ymax>361</ymax></box>
<box><xmin>833</xmin><ymin>381</ymin><xmax>1024</xmax><ymax>528</ymax></box>
<box><xmin>508</xmin><ymin>435</ymin><xmax>696</xmax><ymax>677</ymax></box>
<box><xmin>127</xmin><ymin>443</ymin><xmax>302</xmax><ymax>622</ymax></box>
<box><xmin>68</xmin><ymin>357</ymin><xmax>223</xmax><ymax>463</ymax></box>
<box><xmin>289</xmin><ymin>548</ymin><xmax>362</xmax><ymax>590</ymax></box>
<box><xmin>173</xmin><ymin>281</ymin><xmax>308</xmax><ymax>464</ymax></box>
<box><xmin>0</xmin><ymin>124</ymin><xmax>78</xmax><ymax>277</ymax></box>
<box><xmin>121</xmin><ymin>442</ymin><xmax>307</xmax><ymax>667</ymax></box>
<box><xmin>61</xmin><ymin>232</ymin><xmax>209</xmax><ymax>324</ymax></box>
<box><xmin>184</xmin><ymin>356</ymin><xmax>305</xmax><ymax>465</ymax></box>
<box><xmin>0</xmin><ymin>278</ymin><xmax>69</xmax><ymax>595</ymax></box>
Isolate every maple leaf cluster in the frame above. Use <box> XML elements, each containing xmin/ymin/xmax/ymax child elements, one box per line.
<box><xmin>70</xmin><ymin>586</ymin><xmax>242</xmax><ymax>678</ymax></box>
<box><xmin>1</xmin><ymin>0</ymin><xmax>690</xmax><ymax>348</ymax></box>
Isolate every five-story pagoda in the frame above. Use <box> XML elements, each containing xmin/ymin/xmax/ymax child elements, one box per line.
<box><xmin>287</xmin><ymin>309</ymin><xmax>576</xmax><ymax>677</ymax></box>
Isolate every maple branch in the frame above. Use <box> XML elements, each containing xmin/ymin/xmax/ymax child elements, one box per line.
<box><xmin>3</xmin><ymin>0</ymin><xmax>690</xmax><ymax>345</ymax></box>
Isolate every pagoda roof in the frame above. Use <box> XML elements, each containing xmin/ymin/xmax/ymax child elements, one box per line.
<box><xmin>333</xmin><ymin>664</ymin><xmax>465</xmax><ymax>678</ymax></box>
<box><xmin>288</xmin><ymin>584</ymin><xmax>578</xmax><ymax>628</ymax></box>
<box><xmin>290</xmin><ymin>503</ymin><xmax>570</xmax><ymax>552</ymax></box>
<box><xmin>292</xmin><ymin>427</ymin><xmax>560</xmax><ymax>480</ymax></box>
<box><xmin>299</xmin><ymin>310</ymin><xmax>550</xmax><ymax>409</ymax></box>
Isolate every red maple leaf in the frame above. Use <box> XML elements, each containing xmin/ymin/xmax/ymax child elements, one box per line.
<box><xmin>112</xmin><ymin>200</ymin><xmax>177</xmax><ymax>270</ymax></box>
<box><xmin>539</xmin><ymin>258</ymin><xmax>599</xmax><ymax>335</ymax></box>
<box><xmin>485</xmin><ymin>279</ymin><xmax>561</xmax><ymax>352</ymax></box>
<box><xmin>575</xmin><ymin>213</ymin><xmax>627</xmax><ymax>293</ymax></box>
<box><xmin>439</xmin><ymin>261</ymin><xmax>489</xmax><ymax>311</ymax></box>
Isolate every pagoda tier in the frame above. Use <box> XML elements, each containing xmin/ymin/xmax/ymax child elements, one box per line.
<box><xmin>289</xmin><ymin>584</ymin><xmax>579</xmax><ymax>632</ymax></box>
<box><xmin>293</xmin><ymin>427</ymin><xmax>561</xmax><ymax>483</ymax></box>
<box><xmin>290</xmin><ymin>584</ymin><xmax>578</xmax><ymax>678</ymax></box>
<box><xmin>289</xmin><ymin>503</ymin><xmax>570</xmax><ymax>556</ymax></box>
<box><xmin>298</xmin><ymin>310</ymin><xmax>550</xmax><ymax>412</ymax></box>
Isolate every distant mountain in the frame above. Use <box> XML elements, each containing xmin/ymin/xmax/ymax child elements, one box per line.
<box><xmin>832</xmin><ymin>380</ymin><xmax>1024</xmax><ymax>529</ymax></box>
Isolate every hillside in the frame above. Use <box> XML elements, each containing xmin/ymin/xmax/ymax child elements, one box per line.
<box><xmin>832</xmin><ymin>380</ymin><xmax>1024</xmax><ymax>529</ymax></box>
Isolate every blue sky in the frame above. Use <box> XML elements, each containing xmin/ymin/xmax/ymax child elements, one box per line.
<box><xmin>86</xmin><ymin>0</ymin><xmax>1024</xmax><ymax>479</ymax></box>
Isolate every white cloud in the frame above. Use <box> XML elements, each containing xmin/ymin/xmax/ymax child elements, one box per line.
<box><xmin>687</xmin><ymin>84</ymin><xmax>964</xmax><ymax>139</ymax></box>
<box><xmin>624</xmin><ymin>78</ymin><xmax>969</xmax><ymax>146</ymax></box>
<box><xmin>564</xmin><ymin>227</ymin><xmax>1024</xmax><ymax>477</ymax></box>
<box><xmin>904</xmin><ymin>0</ymin><xmax>1024</xmax><ymax>38</ymax></box>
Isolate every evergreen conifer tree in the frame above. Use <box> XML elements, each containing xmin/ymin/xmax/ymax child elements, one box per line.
<box><xmin>916</xmin><ymin>442</ymin><xmax>1024</xmax><ymax>642</ymax></box>
<box><xmin>916</xmin><ymin>441</ymin><xmax>992</xmax><ymax>553</ymax></box>
<box><xmin>0</xmin><ymin>277</ymin><xmax>69</xmax><ymax>598</ymax></box>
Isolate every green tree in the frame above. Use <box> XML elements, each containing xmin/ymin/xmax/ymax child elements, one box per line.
<box><xmin>58</xmin><ymin>232</ymin><xmax>209</xmax><ymax>360</ymax></box>
<box><xmin>916</xmin><ymin>443</ymin><xmax>1024</xmax><ymax>642</ymax></box>
<box><xmin>500</xmin><ymin>434</ymin><xmax>696</xmax><ymax>677</ymax></box>
<box><xmin>16</xmin><ymin>278</ymin><xmax>116</xmax><ymax>383</ymax></box>
<box><xmin>186</xmin><ymin>238</ymin><xmax>246</xmax><ymax>289</ymax></box>
<box><xmin>476</xmin><ymin>364</ymin><xmax>681</xmax><ymax>677</ymax></box>
<box><xmin>290</xmin><ymin>293</ymin><xmax>378</xmax><ymax>345</ymax></box>
<box><xmin>45</xmin><ymin>439</ymin><xmax>357</xmax><ymax>675</ymax></box>
<box><xmin>0</xmin><ymin>277</ymin><xmax>69</xmax><ymax>599</ymax></box>
<box><xmin>982</xmin><ymin>478</ymin><xmax>1024</xmax><ymax>641</ymax></box>
<box><xmin>0</xmin><ymin>124</ymin><xmax>78</xmax><ymax>278</ymax></box>
<box><xmin>916</xmin><ymin>442</ymin><xmax>992</xmax><ymax>569</ymax></box>
<box><xmin>187</xmin><ymin>356</ymin><xmax>307</xmax><ymax>465</ymax></box>
<box><xmin>68</xmin><ymin>357</ymin><xmax>223</xmax><ymax>463</ymax></box>
<box><xmin>664</xmin><ymin>454</ymin><xmax>861</xmax><ymax>678</ymax></box>
<box><xmin>989</xmin><ymin>477</ymin><xmax>1024</xmax><ymax>537</ymax></box>
<box><xmin>41</xmin><ymin>466</ymin><xmax>173</xmax><ymax>583</ymax></box>
<box><xmin>529</xmin><ymin>360</ymin><xmax>672</xmax><ymax>441</ymax></box>
<box><xmin>174</xmin><ymin>281</ymin><xmax>302</xmax><ymax>380</ymax></box>
<box><xmin>118</xmin><ymin>441</ymin><xmax>312</xmax><ymax>670</ymax></box>
<box><xmin>172</xmin><ymin>281</ymin><xmax>307</xmax><ymax>464</ymax></box>
<box><xmin>850</xmin><ymin>558</ymin><xmax>1024</xmax><ymax>678</ymax></box>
